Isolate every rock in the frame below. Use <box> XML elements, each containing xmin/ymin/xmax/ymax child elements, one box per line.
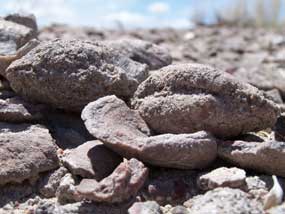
<box><xmin>38</xmin><ymin>167</ymin><xmax>68</xmax><ymax>198</ymax></box>
<box><xmin>184</xmin><ymin>187</ymin><xmax>264</xmax><ymax>214</ymax></box>
<box><xmin>132</xmin><ymin>63</ymin><xmax>279</xmax><ymax>138</ymax></box>
<box><xmin>56</xmin><ymin>173</ymin><xmax>77</xmax><ymax>204</ymax></box>
<box><xmin>6</xmin><ymin>39</ymin><xmax>148</xmax><ymax>112</ymax></box>
<box><xmin>218</xmin><ymin>140</ymin><xmax>285</xmax><ymax>177</ymax></box>
<box><xmin>104</xmin><ymin>38</ymin><xmax>172</xmax><ymax>70</ymax></box>
<box><xmin>82</xmin><ymin>95</ymin><xmax>217</xmax><ymax>169</ymax></box>
<box><xmin>170</xmin><ymin>206</ymin><xmax>190</xmax><ymax>214</ymax></box>
<box><xmin>274</xmin><ymin>115</ymin><xmax>285</xmax><ymax>141</ymax></box>
<box><xmin>62</xmin><ymin>140</ymin><xmax>122</xmax><ymax>180</ymax></box>
<box><xmin>75</xmin><ymin>158</ymin><xmax>148</xmax><ymax>203</ymax></box>
<box><xmin>267</xmin><ymin>203</ymin><xmax>285</xmax><ymax>214</ymax></box>
<box><xmin>244</xmin><ymin>176</ymin><xmax>269</xmax><ymax>197</ymax></box>
<box><xmin>0</xmin><ymin>90</ymin><xmax>15</xmax><ymax>99</ymax></box>
<box><xmin>128</xmin><ymin>201</ymin><xmax>162</xmax><ymax>214</ymax></box>
<box><xmin>198</xmin><ymin>167</ymin><xmax>246</xmax><ymax>190</ymax></box>
<box><xmin>4</xmin><ymin>13</ymin><xmax>38</xmax><ymax>36</ymax></box>
<box><xmin>263</xmin><ymin>176</ymin><xmax>283</xmax><ymax>210</ymax></box>
<box><xmin>142</xmin><ymin>169</ymin><xmax>199</xmax><ymax>206</ymax></box>
<box><xmin>0</xmin><ymin>19</ymin><xmax>35</xmax><ymax>55</ymax></box>
<box><xmin>265</xmin><ymin>89</ymin><xmax>283</xmax><ymax>104</ymax></box>
<box><xmin>0</xmin><ymin>97</ymin><xmax>45</xmax><ymax>122</ymax></box>
<box><xmin>0</xmin><ymin>123</ymin><xmax>59</xmax><ymax>185</ymax></box>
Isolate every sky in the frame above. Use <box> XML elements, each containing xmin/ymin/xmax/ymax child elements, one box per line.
<box><xmin>0</xmin><ymin>0</ymin><xmax>284</xmax><ymax>29</ymax></box>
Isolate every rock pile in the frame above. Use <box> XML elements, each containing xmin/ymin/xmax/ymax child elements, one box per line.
<box><xmin>1</xmin><ymin>13</ymin><xmax>285</xmax><ymax>214</ymax></box>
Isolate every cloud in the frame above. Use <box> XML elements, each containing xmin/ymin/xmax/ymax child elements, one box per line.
<box><xmin>3</xmin><ymin>0</ymin><xmax>77</xmax><ymax>25</ymax></box>
<box><xmin>104</xmin><ymin>11</ymin><xmax>148</xmax><ymax>26</ymax></box>
<box><xmin>148</xmin><ymin>2</ymin><xmax>170</xmax><ymax>14</ymax></box>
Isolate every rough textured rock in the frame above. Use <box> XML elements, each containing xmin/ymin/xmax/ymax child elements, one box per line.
<box><xmin>132</xmin><ymin>63</ymin><xmax>279</xmax><ymax>138</ymax></box>
<box><xmin>104</xmin><ymin>38</ymin><xmax>172</xmax><ymax>70</ymax></box>
<box><xmin>128</xmin><ymin>201</ymin><xmax>162</xmax><ymax>214</ymax></box>
<box><xmin>6</xmin><ymin>39</ymin><xmax>148</xmax><ymax>112</ymax></box>
<box><xmin>0</xmin><ymin>123</ymin><xmax>59</xmax><ymax>185</ymax></box>
<box><xmin>184</xmin><ymin>187</ymin><xmax>264</xmax><ymax>214</ymax></box>
<box><xmin>0</xmin><ymin>19</ymin><xmax>35</xmax><ymax>55</ymax></box>
<box><xmin>170</xmin><ymin>206</ymin><xmax>190</xmax><ymax>214</ymax></box>
<box><xmin>38</xmin><ymin>167</ymin><xmax>68</xmax><ymax>198</ymax></box>
<box><xmin>75</xmin><ymin>158</ymin><xmax>148</xmax><ymax>203</ymax></box>
<box><xmin>82</xmin><ymin>95</ymin><xmax>217</xmax><ymax>169</ymax></box>
<box><xmin>198</xmin><ymin>167</ymin><xmax>246</xmax><ymax>190</ymax></box>
<box><xmin>0</xmin><ymin>97</ymin><xmax>45</xmax><ymax>122</ymax></box>
<box><xmin>62</xmin><ymin>140</ymin><xmax>122</xmax><ymax>180</ymax></box>
<box><xmin>218</xmin><ymin>140</ymin><xmax>285</xmax><ymax>177</ymax></box>
<box><xmin>56</xmin><ymin>173</ymin><xmax>77</xmax><ymax>204</ymax></box>
<box><xmin>4</xmin><ymin>13</ymin><xmax>38</xmax><ymax>35</ymax></box>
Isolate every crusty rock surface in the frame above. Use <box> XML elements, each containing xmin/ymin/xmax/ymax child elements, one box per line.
<box><xmin>0</xmin><ymin>97</ymin><xmax>44</xmax><ymax>122</ymax></box>
<box><xmin>198</xmin><ymin>167</ymin><xmax>246</xmax><ymax>190</ymax></box>
<box><xmin>184</xmin><ymin>187</ymin><xmax>264</xmax><ymax>214</ymax></box>
<box><xmin>82</xmin><ymin>95</ymin><xmax>217</xmax><ymax>169</ymax></box>
<box><xmin>5</xmin><ymin>39</ymin><xmax>148</xmax><ymax>112</ymax></box>
<box><xmin>128</xmin><ymin>201</ymin><xmax>162</xmax><ymax>214</ymax></box>
<box><xmin>132</xmin><ymin>63</ymin><xmax>279</xmax><ymax>138</ymax></box>
<box><xmin>0</xmin><ymin>123</ymin><xmax>59</xmax><ymax>185</ymax></box>
<box><xmin>104</xmin><ymin>38</ymin><xmax>172</xmax><ymax>70</ymax></box>
<box><xmin>62</xmin><ymin>140</ymin><xmax>122</xmax><ymax>180</ymax></box>
<box><xmin>75</xmin><ymin>158</ymin><xmax>148</xmax><ymax>203</ymax></box>
<box><xmin>218</xmin><ymin>140</ymin><xmax>285</xmax><ymax>177</ymax></box>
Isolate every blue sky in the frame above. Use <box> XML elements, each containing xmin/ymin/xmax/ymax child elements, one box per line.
<box><xmin>0</xmin><ymin>0</ymin><xmax>284</xmax><ymax>28</ymax></box>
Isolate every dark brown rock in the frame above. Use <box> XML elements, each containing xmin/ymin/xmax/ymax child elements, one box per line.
<box><xmin>82</xmin><ymin>95</ymin><xmax>217</xmax><ymax>169</ymax></box>
<box><xmin>62</xmin><ymin>140</ymin><xmax>122</xmax><ymax>180</ymax></box>
<box><xmin>6</xmin><ymin>39</ymin><xmax>148</xmax><ymax>112</ymax></box>
<box><xmin>75</xmin><ymin>158</ymin><xmax>148</xmax><ymax>203</ymax></box>
<box><xmin>132</xmin><ymin>63</ymin><xmax>279</xmax><ymax>138</ymax></box>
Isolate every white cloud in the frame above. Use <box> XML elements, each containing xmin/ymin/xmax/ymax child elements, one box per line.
<box><xmin>148</xmin><ymin>2</ymin><xmax>170</xmax><ymax>14</ymax></box>
<box><xmin>104</xmin><ymin>11</ymin><xmax>149</xmax><ymax>26</ymax></box>
<box><xmin>3</xmin><ymin>0</ymin><xmax>77</xmax><ymax>25</ymax></box>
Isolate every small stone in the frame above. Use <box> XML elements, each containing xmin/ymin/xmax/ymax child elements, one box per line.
<box><xmin>198</xmin><ymin>167</ymin><xmax>246</xmax><ymax>190</ymax></box>
<box><xmin>128</xmin><ymin>201</ymin><xmax>162</xmax><ymax>214</ymax></box>
<box><xmin>62</xmin><ymin>140</ymin><xmax>122</xmax><ymax>180</ymax></box>
<box><xmin>75</xmin><ymin>158</ymin><xmax>148</xmax><ymax>203</ymax></box>
<box><xmin>170</xmin><ymin>206</ymin><xmax>190</xmax><ymax>214</ymax></box>
<box><xmin>56</xmin><ymin>173</ymin><xmax>77</xmax><ymax>204</ymax></box>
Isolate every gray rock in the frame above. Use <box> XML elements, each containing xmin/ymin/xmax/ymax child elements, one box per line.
<box><xmin>75</xmin><ymin>158</ymin><xmax>148</xmax><ymax>203</ymax></box>
<box><xmin>132</xmin><ymin>63</ymin><xmax>279</xmax><ymax>138</ymax></box>
<box><xmin>82</xmin><ymin>95</ymin><xmax>217</xmax><ymax>169</ymax></box>
<box><xmin>198</xmin><ymin>167</ymin><xmax>246</xmax><ymax>190</ymax></box>
<box><xmin>218</xmin><ymin>140</ymin><xmax>285</xmax><ymax>177</ymax></box>
<box><xmin>4</xmin><ymin>13</ymin><xmax>38</xmax><ymax>36</ymax></box>
<box><xmin>0</xmin><ymin>97</ymin><xmax>45</xmax><ymax>122</ymax></box>
<box><xmin>38</xmin><ymin>167</ymin><xmax>68</xmax><ymax>198</ymax></box>
<box><xmin>184</xmin><ymin>187</ymin><xmax>264</xmax><ymax>214</ymax></box>
<box><xmin>56</xmin><ymin>173</ymin><xmax>77</xmax><ymax>204</ymax></box>
<box><xmin>265</xmin><ymin>89</ymin><xmax>283</xmax><ymax>104</ymax></box>
<box><xmin>171</xmin><ymin>206</ymin><xmax>190</xmax><ymax>214</ymax></box>
<box><xmin>128</xmin><ymin>201</ymin><xmax>162</xmax><ymax>214</ymax></box>
<box><xmin>6</xmin><ymin>39</ymin><xmax>148</xmax><ymax>112</ymax></box>
<box><xmin>0</xmin><ymin>19</ymin><xmax>35</xmax><ymax>55</ymax></box>
<box><xmin>62</xmin><ymin>140</ymin><xmax>122</xmax><ymax>180</ymax></box>
<box><xmin>0</xmin><ymin>123</ymin><xmax>59</xmax><ymax>185</ymax></box>
<box><xmin>104</xmin><ymin>38</ymin><xmax>172</xmax><ymax>70</ymax></box>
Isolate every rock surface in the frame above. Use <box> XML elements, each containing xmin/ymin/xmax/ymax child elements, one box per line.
<box><xmin>75</xmin><ymin>158</ymin><xmax>148</xmax><ymax>203</ymax></box>
<box><xmin>198</xmin><ymin>167</ymin><xmax>246</xmax><ymax>190</ymax></box>
<box><xmin>104</xmin><ymin>38</ymin><xmax>172</xmax><ymax>70</ymax></box>
<box><xmin>62</xmin><ymin>140</ymin><xmax>122</xmax><ymax>180</ymax></box>
<box><xmin>128</xmin><ymin>201</ymin><xmax>162</xmax><ymax>214</ymax></box>
<box><xmin>6</xmin><ymin>39</ymin><xmax>148</xmax><ymax>112</ymax></box>
<box><xmin>0</xmin><ymin>123</ymin><xmax>59</xmax><ymax>185</ymax></box>
<box><xmin>132</xmin><ymin>63</ymin><xmax>279</xmax><ymax>138</ymax></box>
<box><xmin>218</xmin><ymin>140</ymin><xmax>285</xmax><ymax>177</ymax></box>
<box><xmin>184</xmin><ymin>187</ymin><xmax>264</xmax><ymax>214</ymax></box>
<box><xmin>82</xmin><ymin>95</ymin><xmax>217</xmax><ymax>169</ymax></box>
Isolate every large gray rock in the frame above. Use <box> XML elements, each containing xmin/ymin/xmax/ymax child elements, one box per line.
<box><xmin>218</xmin><ymin>140</ymin><xmax>285</xmax><ymax>177</ymax></box>
<box><xmin>184</xmin><ymin>187</ymin><xmax>264</xmax><ymax>214</ymax></box>
<box><xmin>75</xmin><ymin>158</ymin><xmax>148</xmax><ymax>203</ymax></box>
<box><xmin>132</xmin><ymin>63</ymin><xmax>279</xmax><ymax>138</ymax></box>
<box><xmin>128</xmin><ymin>201</ymin><xmax>162</xmax><ymax>214</ymax></box>
<box><xmin>62</xmin><ymin>140</ymin><xmax>122</xmax><ymax>180</ymax></box>
<box><xmin>0</xmin><ymin>123</ymin><xmax>59</xmax><ymax>185</ymax></box>
<box><xmin>104</xmin><ymin>38</ymin><xmax>172</xmax><ymax>70</ymax></box>
<box><xmin>5</xmin><ymin>39</ymin><xmax>148</xmax><ymax>112</ymax></box>
<box><xmin>82</xmin><ymin>95</ymin><xmax>217</xmax><ymax>169</ymax></box>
